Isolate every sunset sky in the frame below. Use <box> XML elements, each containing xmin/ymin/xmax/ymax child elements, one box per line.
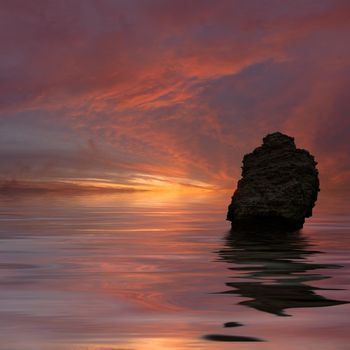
<box><xmin>1</xmin><ymin>0</ymin><xmax>349</xmax><ymax>192</ymax></box>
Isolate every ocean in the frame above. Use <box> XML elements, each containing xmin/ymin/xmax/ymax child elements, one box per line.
<box><xmin>0</xmin><ymin>190</ymin><xmax>349</xmax><ymax>350</ymax></box>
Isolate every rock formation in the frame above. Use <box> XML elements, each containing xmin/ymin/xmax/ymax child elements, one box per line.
<box><xmin>227</xmin><ymin>132</ymin><xmax>319</xmax><ymax>231</ymax></box>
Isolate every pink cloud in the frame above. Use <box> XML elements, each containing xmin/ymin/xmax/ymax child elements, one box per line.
<box><xmin>0</xmin><ymin>0</ymin><xmax>349</xmax><ymax>191</ymax></box>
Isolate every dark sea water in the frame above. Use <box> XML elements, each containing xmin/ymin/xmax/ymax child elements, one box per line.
<box><xmin>0</xmin><ymin>190</ymin><xmax>349</xmax><ymax>350</ymax></box>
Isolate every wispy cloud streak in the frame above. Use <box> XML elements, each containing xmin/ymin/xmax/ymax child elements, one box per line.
<box><xmin>0</xmin><ymin>0</ymin><xmax>349</xmax><ymax>191</ymax></box>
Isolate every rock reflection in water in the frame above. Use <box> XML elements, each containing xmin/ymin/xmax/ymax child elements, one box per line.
<box><xmin>218</xmin><ymin>230</ymin><xmax>348</xmax><ymax>317</ymax></box>
<box><xmin>204</xmin><ymin>230</ymin><xmax>348</xmax><ymax>343</ymax></box>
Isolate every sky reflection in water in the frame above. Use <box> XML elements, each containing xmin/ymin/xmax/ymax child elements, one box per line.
<box><xmin>0</xmin><ymin>190</ymin><xmax>349</xmax><ymax>350</ymax></box>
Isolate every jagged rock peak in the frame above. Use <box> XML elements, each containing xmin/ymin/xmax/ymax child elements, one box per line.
<box><xmin>262</xmin><ymin>132</ymin><xmax>295</xmax><ymax>149</ymax></box>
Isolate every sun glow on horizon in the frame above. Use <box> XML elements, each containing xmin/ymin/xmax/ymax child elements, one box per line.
<box><xmin>0</xmin><ymin>173</ymin><xmax>231</xmax><ymax>194</ymax></box>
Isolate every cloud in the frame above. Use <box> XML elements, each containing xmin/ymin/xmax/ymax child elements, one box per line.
<box><xmin>0</xmin><ymin>0</ymin><xmax>349</xmax><ymax>191</ymax></box>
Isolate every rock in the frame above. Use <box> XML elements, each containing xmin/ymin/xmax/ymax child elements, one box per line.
<box><xmin>227</xmin><ymin>132</ymin><xmax>319</xmax><ymax>231</ymax></box>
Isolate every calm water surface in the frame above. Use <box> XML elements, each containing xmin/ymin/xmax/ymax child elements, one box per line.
<box><xmin>0</xmin><ymin>191</ymin><xmax>349</xmax><ymax>350</ymax></box>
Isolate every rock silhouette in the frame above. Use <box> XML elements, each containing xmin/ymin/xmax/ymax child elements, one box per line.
<box><xmin>227</xmin><ymin>132</ymin><xmax>319</xmax><ymax>231</ymax></box>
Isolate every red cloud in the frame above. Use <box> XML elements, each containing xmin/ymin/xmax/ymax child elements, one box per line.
<box><xmin>0</xmin><ymin>0</ymin><xmax>349</xmax><ymax>191</ymax></box>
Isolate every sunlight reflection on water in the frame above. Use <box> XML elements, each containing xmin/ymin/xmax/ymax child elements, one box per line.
<box><xmin>0</xmin><ymin>190</ymin><xmax>349</xmax><ymax>350</ymax></box>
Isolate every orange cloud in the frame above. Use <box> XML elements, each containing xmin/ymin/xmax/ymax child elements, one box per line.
<box><xmin>0</xmin><ymin>0</ymin><xmax>349</xmax><ymax>191</ymax></box>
